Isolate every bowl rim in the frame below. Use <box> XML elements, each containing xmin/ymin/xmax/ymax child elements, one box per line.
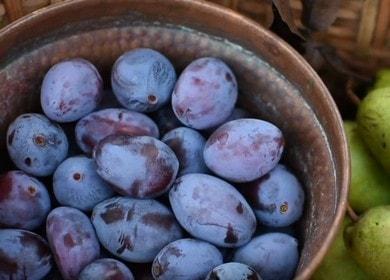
<box><xmin>0</xmin><ymin>1</ymin><xmax>350</xmax><ymax>279</ymax></box>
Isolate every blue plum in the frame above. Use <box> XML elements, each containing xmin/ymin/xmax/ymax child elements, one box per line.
<box><xmin>162</xmin><ymin>127</ymin><xmax>208</xmax><ymax>175</ymax></box>
<box><xmin>79</xmin><ymin>258</ymin><xmax>134</xmax><ymax>280</ymax></box>
<box><xmin>169</xmin><ymin>174</ymin><xmax>256</xmax><ymax>247</ymax></box>
<box><xmin>7</xmin><ymin>113</ymin><xmax>69</xmax><ymax>176</ymax></box>
<box><xmin>46</xmin><ymin>207</ymin><xmax>100</xmax><ymax>280</ymax></box>
<box><xmin>204</xmin><ymin>118</ymin><xmax>284</xmax><ymax>182</ymax></box>
<box><xmin>41</xmin><ymin>58</ymin><xmax>103</xmax><ymax>122</ymax></box>
<box><xmin>233</xmin><ymin>233</ymin><xmax>299</xmax><ymax>280</ymax></box>
<box><xmin>172</xmin><ymin>57</ymin><xmax>238</xmax><ymax>129</ymax></box>
<box><xmin>206</xmin><ymin>262</ymin><xmax>262</xmax><ymax>280</ymax></box>
<box><xmin>0</xmin><ymin>170</ymin><xmax>51</xmax><ymax>230</ymax></box>
<box><xmin>0</xmin><ymin>229</ymin><xmax>52</xmax><ymax>280</ymax></box>
<box><xmin>111</xmin><ymin>48</ymin><xmax>176</xmax><ymax>112</ymax></box>
<box><xmin>152</xmin><ymin>238</ymin><xmax>223</xmax><ymax>280</ymax></box>
<box><xmin>93</xmin><ymin>135</ymin><xmax>179</xmax><ymax>198</ymax></box>
<box><xmin>241</xmin><ymin>165</ymin><xmax>305</xmax><ymax>227</ymax></box>
<box><xmin>75</xmin><ymin>108</ymin><xmax>159</xmax><ymax>154</ymax></box>
<box><xmin>53</xmin><ymin>156</ymin><xmax>114</xmax><ymax>211</ymax></box>
<box><xmin>91</xmin><ymin>197</ymin><xmax>182</xmax><ymax>263</ymax></box>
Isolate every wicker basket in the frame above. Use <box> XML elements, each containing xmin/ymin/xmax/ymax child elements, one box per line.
<box><xmin>0</xmin><ymin>0</ymin><xmax>389</xmax><ymax>75</ymax></box>
<box><xmin>290</xmin><ymin>0</ymin><xmax>390</xmax><ymax>75</ymax></box>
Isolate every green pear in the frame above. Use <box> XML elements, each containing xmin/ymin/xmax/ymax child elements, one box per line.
<box><xmin>373</xmin><ymin>69</ymin><xmax>390</xmax><ymax>89</ymax></box>
<box><xmin>312</xmin><ymin>216</ymin><xmax>370</xmax><ymax>280</ymax></box>
<box><xmin>344</xmin><ymin>121</ymin><xmax>390</xmax><ymax>213</ymax></box>
<box><xmin>357</xmin><ymin>87</ymin><xmax>390</xmax><ymax>174</ymax></box>
<box><xmin>344</xmin><ymin>206</ymin><xmax>390</xmax><ymax>279</ymax></box>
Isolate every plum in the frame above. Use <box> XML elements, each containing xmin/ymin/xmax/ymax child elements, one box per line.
<box><xmin>172</xmin><ymin>57</ymin><xmax>237</xmax><ymax>129</ymax></box>
<box><xmin>75</xmin><ymin>108</ymin><xmax>159</xmax><ymax>154</ymax></box>
<box><xmin>93</xmin><ymin>135</ymin><xmax>179</xmax><ymax>198</ymax></box>
<box><xmin>206</xmin><ymin>262</ymin><xmax>262</xmax><ymax>280</ymax></box>
<box><xmin>169</xmin><ymin>174</ymin><xmax>256</xmax><ymax>247</ymax></box>
<box><xmin>152</xmin><ymin>238</ymin><xmax>223</xmax><ymax>280</ymax></box>
<box><xmin>0</xmin><ymin>170</ymin><xmax>51</xmax><ymax>230</ymax></box>
<box><xmin>233</xmin><ymin>233</ymin><xmax>299</xmax><ymax>280</ymax></box>
<box><xmin>7</xmin><ymin>113</ymin><xmax>69</xmax><ymax>176</ymax></box>
<box><xmin>91</xmin><ymin>197</ymin><xmax>182</xmax><ymax>263</ymax></box>
<box><xmin>79</xmin><ymin>258</ymin><xmax>134</xmax><ymax>280</ymax></box>
<box><xmin>46</xmin><ymin>207</ymin><xmax>100</xmax><ymax>280</ymax></box>
<box><xmin>0</xmin><ymin>229</ymin><xmax>52</xmax><ymax>280</ymax></box>
<box><xmin>41</xmin><ymin>58</ymin><xmax>103</xmax><ymax>122</ymax></box>
<box><xmin>204</xmin><ymin>118</ymin><xmax>284</xmax><ymax>182</ymax></box>
<box><xmin>111</xmin><ymin>48</ymin><xmax>176</xmax><ymax>112</ymax></box>
<box><xmin>241</xmin><ymin>165</ymin><xmax>305</xmax><ymax>227</ymax></box>
<box><xmin>53</xmin><ymin>156</ymin><xmax>114</xmax><ymax>211</ymax></box>
<box><xmin>162</xmin><ymin>127</ymin><xmax>208</xmax><ymax>175</ymax></box>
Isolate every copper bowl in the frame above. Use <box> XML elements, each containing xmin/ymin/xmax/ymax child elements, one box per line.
<box><xmin>0</xmin><ymin>0</ymin><xmax>349</xmax><ymax>279</ymax></box>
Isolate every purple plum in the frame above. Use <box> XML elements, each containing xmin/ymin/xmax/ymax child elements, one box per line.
<box><xmin>53</xmin><ymin>156</ymin><xmax>114</xmax><ymax>211</ymax></box>
<box><xmin>162</xmin><ymin>127</ymin><xmax>208</xmax><ymax>175</ymax></box>
<box><xmin>0</xmin><ymin>229</ymin><xmax>52</xmax><ymax>280</ymax></box>
<box><xmin>233</xmin><ymin>233</ymin><xmax>299</xmax><ymax>280</ymax></box>
<box><xmin>0</xmin><ymin>170</ymin><xmax>51</xmax><ymax>230</ymax></box>
<box><xmin>204</xmin><ymin>118</ymin><xmax>284</xmax><ymax>182</ymax></box>
<box><xmin>41</xmin><ymin>58</ymin><xmax>103</xmax><ymax>122</ymax></box>
<box><xmin>91</xmin><ymin>197</ymin><xmax>182</xmax><ymax>263</ymax></box>
<box><xmin>75</xmin><ymin>108</ymin><xmax>159</xmax><ymax>154</ymax></box>
<box><xmin>46</xmin><ymin>207</ymin><xmax>100</xmax><ymax>280</ymax></box>
<box><xmin>169</xmin><ymin>174</ymin><xmax>256</xmax><ymax>247</ymax></box>
<box><xmin>6</xmin><ymin>113</ymin><xmax>69</xmax><ymax>176</ymax></box>
<box><xmin>79</xmin><ymin>258</ymin><xmax>134</xmax><ymax>280</ymax></box>
<box><xmin>93</xmin><ymin>135</ymin><xmax>179</xmax><ymax>198</ymax></box>
<box><xmin>152</xmin><ymin>238</ymin><xmax>223</xmax><ymax>280</ymax></box>
<box><xmin>172</xmin><ymin>57</ymin><xmax>237</xmax><ymax>129</ymax></box>
<box><xmin>111</xmin><ymin>48</ymin><xmax>176</xmax><ymax>112</ymax></box>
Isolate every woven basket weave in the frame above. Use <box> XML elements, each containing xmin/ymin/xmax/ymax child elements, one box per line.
<box><xmin>0</xmin><ymin>0</ymin><xmax>389</xmax><ymax>75</ymax></box>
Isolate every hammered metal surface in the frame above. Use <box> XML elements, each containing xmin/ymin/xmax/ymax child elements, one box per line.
<box><xmin>0</xmin><ymin>1</ymin><xmax>349</xmax><ymax>279</ymax></box>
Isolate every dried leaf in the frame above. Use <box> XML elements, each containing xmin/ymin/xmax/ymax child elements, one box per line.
<box><xmin>319</xmin><ymin>45</ymin><xmax>370</xmax><ymax>82</ymax></box>
<box><xmin>302</xmin><ymin>0</ymin><xmax>342</xmax><ymax>31</ymax></box>
<box><xmin>272</xmin><ymin>0</ymin><xmax>305</xmax><ymax>38</ymax></box>
<box><xmin>303</xmin><ymin>41</ymin><xmax>326</xmax><ymax>70</ymax></box>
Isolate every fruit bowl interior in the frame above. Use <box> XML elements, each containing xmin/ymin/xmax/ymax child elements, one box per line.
<box><xmin>0</xmin><ymin>0</ymin><xmax>349</xmax><ymax>279</ymax></box>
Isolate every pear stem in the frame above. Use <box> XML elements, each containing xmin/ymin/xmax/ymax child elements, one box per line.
<box><xmin>346</xmin><ymin>79</ymin><xmax>361</xmax><ymax>106</ymax></box>
<box><xmin>347</xmin><ymin>204</ymin><xmax>360</xmax><ymax>222</ymax></box>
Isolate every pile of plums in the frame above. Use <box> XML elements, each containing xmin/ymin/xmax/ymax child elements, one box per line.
<box><xmin>0</xmin><ymin>48</ymin><xmax>305</xmax><ymax>280</ymax></box>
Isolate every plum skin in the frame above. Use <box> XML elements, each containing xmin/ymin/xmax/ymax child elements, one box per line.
<box><xmin>169</xmin><ymin>173</ymin><xmax>257</xmax><ymax>248</ymax></box>
<box><xmin>75</xmin><ymin>108</ymin><xmax>159</xmax><ymax>154</ymax></box>
<box><xmin>172</xmin><ymin>57</ymin><xmax>238</xmax><ymax>129</ymax></box>
<box><xmin>0</xmin><ymin>170</ymin><xmax>51</xmax><ymax>230</ymax></box>
<box><xmin>93</xmin><ymin>135</ymin><xmax>179</xmax><ymax>198</ymax></box>
<box><xmin>152</xmin><ymin>238</ymin><xmax>223</xmax><ymax>280</ymax></box>
<box><xmin>40</xmin><ymin>58</ymin><xmax>103</xmax><ymax>123</ymax></box>
<box><xmin>6</xmin><ymin>113</ymin><xmax>69</xmax><ymax>177</ymax></box>
<box><xmin>204</xmin><ymin>118</ymin><xmax>284</xmax><ymax>183</ymax></box>
<box><xmin>53</xmin><ymin>155</ymin><xmax>114</xmax><ymax>211</ymax></box>
<box><xmin>91</xmin><ymin>196</ymin><xmax>183</xmax><ymax>263</ymax></box>
<box><xmin>111</xmin><ymin>48</ymin><xmax>176</xmax><ymax>112</ymax></box>
<box><xmin>0</xmin><ymin>229</ymin><xmax>52</xmax><ymax>280</ymax></box>
<box><xmin>233</xmin><ymin>232</ymin><xmax>299</xmax><ymax>280</ymax></box>
<box><xmin>46</xmin><ymin>207</ymin><xmax>100</xmax><ymax>280</ymax></box>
